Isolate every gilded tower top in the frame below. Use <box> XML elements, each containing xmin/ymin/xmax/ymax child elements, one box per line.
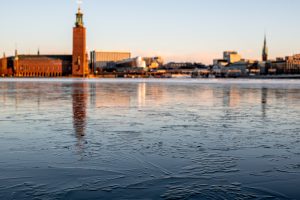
<box><xmin>75</xmin><ymin>1</ymin><xmax>84</xmax><ymax>27</ymax></box>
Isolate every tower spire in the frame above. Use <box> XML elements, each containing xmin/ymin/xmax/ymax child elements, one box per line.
<box><xmin>262</xmin><ymin>34</ymin><xmax>268</xmax><ymax>62</ymax></box>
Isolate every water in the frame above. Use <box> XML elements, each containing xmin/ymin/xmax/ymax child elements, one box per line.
<box><xmin>0</xmin><ymin>78</ymin><xmax>300</xmax><ymax>200</ymax></box>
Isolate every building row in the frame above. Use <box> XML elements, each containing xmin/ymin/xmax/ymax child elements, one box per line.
<box><xmin>208</xmin><ymin>36</ymin><xmax>300</xmax><ymax>77</ymax></box>
<box><xmin>1</xmin><ymin>11</ymin><xmax>299</xmax><ymax>78</ymax></box>
<box><xmin>211</xmin><ymin>51</ymin><xmax>300</xmax><ymax>78</ymax></box>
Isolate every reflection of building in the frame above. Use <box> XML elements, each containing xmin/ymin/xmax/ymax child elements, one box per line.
<box><xmin>261</xmin><ymin>88</ymin><xmax>268</xmax><ymax>118</ymax></box>
<box><xmin>138</xmin><ymin>83</ymin><xmax>146</xmax><ymax>108</ymax></box>
<box><xmin>1</xmin><ymin>6</ymin><xmax>88</xmax><ymax>77</ymax></box>
<box><xmin>90</xmin><ymin>51</ymin><xmax>131</xmax><ymax>72</ymax></box>
<box><xmin>95</xmin><ymin>87</ymin><xmax>131</xmax><ymax>107</ymax></box>
<box><xmin>72</xmin><ymin>82</ymin><xmax>88</xmax><ymax>137</ymax></box>
<box><xmin>229</xmin><ymin>87</ymin><xmax>241</xmax><ymax>107</ymax></box>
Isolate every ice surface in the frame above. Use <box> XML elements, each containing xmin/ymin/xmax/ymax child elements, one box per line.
<box><xmin>0</xmin><ymin>78</ymin><xmax>300</xmax><ymax>199</ymax></box>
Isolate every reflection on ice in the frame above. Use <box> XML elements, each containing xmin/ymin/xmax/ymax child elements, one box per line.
<box><xmin>72</xmin><ymin>82</ymin><xmax>88</xmax><ymax>137</ymax></box>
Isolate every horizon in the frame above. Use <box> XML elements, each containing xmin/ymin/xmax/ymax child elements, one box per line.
<box><xmin>0</xmin><ymin>0</ymin><xmax>300</xmax><ymax>64</ymax></box>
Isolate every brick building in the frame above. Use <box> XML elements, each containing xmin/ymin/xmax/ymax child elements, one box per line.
<box><xmin>286</xmin><ymin>54</ymin><xmax>300</xmax><ymax>74</ymax></box>
<box><xmin>0</xmin><ymin>53</ymin><xmax>7</xmax><ymax>76</ymax></box>
<box><xmin>13</xmin><ymin>53</ymin><xmax>72</xmax><ymax>77</ymax></box>
<box><xmin>1</xmin><ymin>6</ymin><xmax>87</xmax><ymax>77</ymax></box>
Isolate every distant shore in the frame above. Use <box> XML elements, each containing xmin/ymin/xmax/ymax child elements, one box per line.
<box><xmin>246</xmin><ymin>75</ymin><xmax>300</xmax><ymax>79</ymax></box>
<box><xmin>0</xmin><ymin>75</ymin><xmax>300</xmax><ymax>80</ymax></box>
<box><xmin>2</xmin><ymin>75</ymin><xmax>300</xmax><ymax>79</ymax></box>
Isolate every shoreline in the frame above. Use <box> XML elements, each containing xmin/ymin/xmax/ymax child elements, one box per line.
<box><xmin>1</xmin><ymin>75</ymin><xmax>300</xmax><ymax>80</ymax></box>
<box><xmin>1</xmin><ymin>77</ymin><xmax>300</xmax><ymax>85</ymax></box>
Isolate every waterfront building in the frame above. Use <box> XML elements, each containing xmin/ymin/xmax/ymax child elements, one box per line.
<box><xmin>248</xmin><ymin>61</ymin><xmax>261</xmax><ymax>75</ymax></box>
<box><xmin>115</xmin><ymin>57</ymin><xmax>146</xmax><ymax>69</ymax></box>
<box><xmin>2</xmin><ymin>51</ymin><xmax>73</xmax><ymax>77</ymax></box>
<box><xmin>15</xmin><ymin>56</ymin><xmax>72</xmax><ymax>77</ymax></box>
<box><xmin>143</xmin><ymin>57</ymin><xmax>164</xmax><ymax>69</ymax></box>
<box><xmin>163</xmin><ymin>62</ymin><xmax>203</xmax><ymax>70</ymax></box>
<box><xmin>266</xmin><ymin>55</ymin><xmax>300</xmax><ymax>75</ymax></box>
<box><xmin>162</xmin><ymin>62</ymin><xmax>206</xmax><ymax>77</ymax></box>
<box><xmin>213</xmin><ymin>51</ymin><xmax>242</xmax><ymax>67</ymax></box>
<box><xmin>286</xmin><ymin>54</ymin><xmax>300</xmax><ymax>74</ymax></box>
<box><xmin>0</xmin><ymin>6</ymin><xmax>88</xmax><ymax>77</ymax></box>
<box><xmin>225</xmin><ymin>62</ymin><xmax>248</xmax><ymax>77</ymax></box>
<box><xmin>90</xmin><ymin>51</ymin><xmax>131</xmax><ymax>73</ymax></box>
<box><xmin>213</xmin><ymin>59</ymin><xmax>228</xmax><ymax>66</ymax></box>
<box><xmin>0</xmin><ymin>53</ymin><xmax>7</xmax><ymax>76</ymax></box>
<box><xmin>262</xmin><ymin>35</ymin><xmax>268</xmax><ymax>62</ymax></box>
<box><xmin>93</xmin><ymin>55</ymin><xmax>164</xmax><ymax>74</ymax></box>
<box><xmin>223</xmin><ymin>51</ymin><xmax>242</xmax><ymax>64</ymax></box>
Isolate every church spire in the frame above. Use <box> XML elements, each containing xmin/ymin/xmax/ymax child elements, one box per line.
<box><xmin>262</xmin><ymin>34</ymin><xmax>268</xmax><ymax>62</ymax></box>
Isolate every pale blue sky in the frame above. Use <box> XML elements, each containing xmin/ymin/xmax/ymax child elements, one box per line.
<box><xmin>0</xmin><ymin>0</ymin><xmax>299</xmax><ymax>64</ymax></box>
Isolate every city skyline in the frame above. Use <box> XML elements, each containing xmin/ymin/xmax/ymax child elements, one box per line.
<box><xmin>0</xmin><ymin>0</ymin><xmax>300</xmax><ymax>64</ymax></box>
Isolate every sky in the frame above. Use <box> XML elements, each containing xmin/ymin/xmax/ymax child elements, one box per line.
<box><xmin>0</xmin><ymin>0</ymin><xmax>300</xmax><ymax>64</ymax></box>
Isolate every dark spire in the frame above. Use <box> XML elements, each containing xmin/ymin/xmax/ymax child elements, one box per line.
<box><xmin>262</xmin><ymin>34</ymin><xmax>268</xmax><ymax>62</ymax></box>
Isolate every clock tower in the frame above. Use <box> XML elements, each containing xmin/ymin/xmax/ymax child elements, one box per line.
<box><xmin>72</xmin><ymin>7</ymin><xmax>88</xmax><ymax>77</ymax></box>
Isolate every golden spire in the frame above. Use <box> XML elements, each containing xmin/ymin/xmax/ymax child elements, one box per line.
<box><xmin>77</xmin><ymin>0</ymin><xmax>83</xmax><ymax>14</ymax></box>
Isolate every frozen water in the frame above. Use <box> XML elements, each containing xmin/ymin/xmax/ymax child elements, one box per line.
<box><xmin>0</xmin><ymin>78</ymin><xmax>300</xmax><ymax>199</ymax></box>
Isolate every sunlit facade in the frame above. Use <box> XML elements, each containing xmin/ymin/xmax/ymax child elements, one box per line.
<box><xmin>90</xmin><ymin>51</ymin><xmax>131</xmax><ymax>72</ymax></box>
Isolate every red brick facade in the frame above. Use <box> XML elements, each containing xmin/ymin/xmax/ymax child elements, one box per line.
<box><xmin>14</xmin><ymin>57</ymin><xmax>64</xmax><ymax>77</ymax></box>
<box><xmin>72</xmin><ymin>26</ymin><xmax>88</xmax><ymax>77</ymax></box>
<box><xmin>0</xmin><ymin>56</ymin><xmax>7</xmax><ymax>76</ymax></box>
<box><xmin>72</xmin><ymin>8</ymin><xmax>89</xmax><ymax>77</ymax></box>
